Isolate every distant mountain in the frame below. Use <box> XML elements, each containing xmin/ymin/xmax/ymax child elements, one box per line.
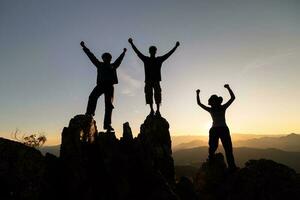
<box><xmin>172</xmin><ymin>136</ymin><xmax>204</xmax><ymax>147</ymax></box>
<box><xmin>173</xmin><ymin>139</ymin><xmax>207</xmax><ymax>151</ymax></box>
<box><xmin>236</xmin><ymin>133</ymin><xmax>300</xmax><ymax>151</ymax></box>
<box><xmin>172</xmin><ymin>133</ymin><xmax>300</xmax><ymax>152</ymax></box>
<box><xmin>171</xmin><ymin>134</ymin><xmax>284</xmax><ymax>148</ymax></box>
<box><xmin>39</xmin><ymin>145</ymin><xmax>60</xmax><ymax>156</ymax></box>
<box><xmin>173</xmin><ymin>146</ymin><xmax>300</xmax><ymax>172</ymax></box>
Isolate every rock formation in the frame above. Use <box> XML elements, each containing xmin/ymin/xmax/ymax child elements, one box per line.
<box><xmin>59</xmin><ymin>114</ymin><xmax>177</xmax><ymax>200</ymax></box>
<box><xmin>193</xmin><ymin>153</ymin><xmax>300</xmax><ymax>200</ymax></box>
<box><xmin>0</xmin><ymin>137</ymin><xmax>62</xmax><ymax>200</ymax></box>
<box><xmin>1</xmin><ymin>114</ymin><xmax>300</xmax><ymax>200</ymax></box>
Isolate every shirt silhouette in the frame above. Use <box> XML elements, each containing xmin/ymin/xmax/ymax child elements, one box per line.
<box><xmin>82</xmin><ymin>45</ymin><xmax>124</xmax><ymax>84</ymax></box>
<box><xmin>81</xmin><ymin>41</ymin><xmax>126</xmax><ymax>131</ymax></box>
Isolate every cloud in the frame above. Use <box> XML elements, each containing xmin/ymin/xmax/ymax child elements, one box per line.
<box><xmin>118</xmin><ymin>69</ymin><xmax>143</xmax><ymax>96</ymax></box>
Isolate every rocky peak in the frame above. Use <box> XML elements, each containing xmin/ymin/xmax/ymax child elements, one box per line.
<box><xmin>59</xmin><ymin>114</ymin><xmax>177</xmax><ymax>199</ymax></box>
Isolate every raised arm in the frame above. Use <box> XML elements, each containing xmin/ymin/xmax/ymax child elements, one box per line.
<box><xmin>80</xmin><ymin>41</ymin><xmax>100</xmax><ymax>66</ymax></box>
<box><xmin>128</xmin><ymin>38</ymin><xmax>146</xmax><ymax>60</ymax></box>
<box><xmin>196</xmin><ymin>89</ymin><xmax>211</xmax><ymax>112</ymax></box>
<box><xmin>159</xmin><ymin>41</ymin><xmax>180</xmax><ymax>62</ymax></box>
<box><xmin>112</xmin><ymin>48</ymin><xmax>127</xmax><ymax>69</ymax></box>
<box><xmin>223</xmin><ymin>84</ymin><xmax>236</xmax><ymax>108</ymax></box>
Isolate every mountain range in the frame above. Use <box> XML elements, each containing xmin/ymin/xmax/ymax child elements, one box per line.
<box><xmin>172</xmin><ymin>133</ymin><xmax>300</xmax><ymax>152</ymax></box>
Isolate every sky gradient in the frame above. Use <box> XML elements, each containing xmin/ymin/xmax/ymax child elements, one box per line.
<box><xmin>0</xmin><ymin>0</ymin><xmax>300</xmax><ymax>144</ymax></box>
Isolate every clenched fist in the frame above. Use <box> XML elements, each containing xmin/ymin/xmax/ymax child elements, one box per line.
<box><xmin>80</xmin><ymin>41</ymin><xmax>85</xmax><ymax>47</ymax></box>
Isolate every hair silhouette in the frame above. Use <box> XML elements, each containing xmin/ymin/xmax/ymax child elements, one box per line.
<box><xmin>208</xmin><ymin>95</ymin><xmax>223</xmax><ymax>107</ymax></box>
<box><xmin>149</xmin><ymin>46</ymin><xmax>157</xmax><ymax>56</ymax></box>
<box><xmin>101</xmin><ymin>52</ymin><xmax>112</xmax><ymax>63</ymax></box>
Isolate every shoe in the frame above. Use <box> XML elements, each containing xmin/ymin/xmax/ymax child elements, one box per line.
<box><xmin>155</xmin><ymin>111</ymin><xmax>161</xmax><ymax>117</ymax></box>
<box><xmin>85</xmin><ymin>113</ymin><xmax>94</xmax><ymax>117</ymax></box>
<box><xmin>149</xmin><ymin>110</ymin><xmax>155</xmax><ymax>116</ymax></box>
<box><xmin>104</xmin><ymin>125</ymin><xmax>115</xmax><ymax>132</ymax></box>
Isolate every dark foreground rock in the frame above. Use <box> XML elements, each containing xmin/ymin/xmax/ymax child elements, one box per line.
<box><xmin>60</xmin><ymin>114</ymin><xmax>177</xmax><ymax>200</ymax></box>
<box><xmin>192</xmin><ymin>153</ymin><xmax>300</xmax><ymax>200</ymax></box>
<box><xmin>229</xmin><ymin>159</ymin><xmax>300</xmax><ymax>200</ymax></box>
<box><xmin>0</xmin><ymin>137</ymin><xmax>62</xmax><ymax>200</ymax></box>
<box><xmin>1</xmin><ymin>114</ymin><xmax>300</xmax><ymax>200</ymax></box>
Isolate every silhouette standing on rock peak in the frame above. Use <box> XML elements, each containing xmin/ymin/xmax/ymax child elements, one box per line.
<box><xmin>196</xmin><ymin>84</ymin><xmax>237</xmax><ymax>170</ymax></box>
<box><xmin>81</xmin><ymin>41</ymin><xmax>126</xmax><ymax>132</ymax></box>
<box><xmin>128</xmin><ymin>38</ymin><xmax>180</xmax><ymax>116</ymax></box>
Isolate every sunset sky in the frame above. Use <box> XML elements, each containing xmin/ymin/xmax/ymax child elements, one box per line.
<box><xmin>0</xmin><ymin>0</ymin><xmax>300</xmax><ymax>145</ymax></box>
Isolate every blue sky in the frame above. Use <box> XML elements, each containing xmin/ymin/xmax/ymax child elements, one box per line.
<box><xmin>0</xmin><ymin>0</ymin><xmax>300</xmax><ymax>144</ymax></box>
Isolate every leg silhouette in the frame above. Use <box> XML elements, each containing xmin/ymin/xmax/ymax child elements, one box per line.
<box><xmin>153</xmin><ymin>82</ymin><xmax>162</xmax><ymax>115</ymax></box>
<box><xmin>86</xmin><ymin>85</ymin><xmax>104</xmax><ymax>116</ymax></box>
<box><xmin>220</xmin><ymin>127</ymin><xmax>236</xmax><ymax>169</ymax></box>
<box><xmin>103</xmin><ymin>85</ymin><xmax>114</xmax><ymax>130</ymax></box>
<box><xmin>208</xmin><ymin>127</ymin><xmax>219</xmax><ymax>160</ymax></box>
<box><xmin>145</xmin><ymin>82</ymin><xmax>154</xmax><ymax>115</ymax></box>
<box><xmin>149</xmin><ymin>104</ymin><xmax>154</xmax><ymax>115</ymax></box>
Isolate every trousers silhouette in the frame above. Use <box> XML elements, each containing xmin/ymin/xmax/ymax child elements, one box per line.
<box><xmin>209</xmin><ymin>126</ymin><xmax>236</xmax><ymax>169</ymax></box>
<box><xmin>86</xmin><ymin>83</ymin><xmax>114</xmax><ymax>129</ymax></box>
<box><xmin>145</xmin><ymin>81</ymin><xmax>162</xmax><ymax>104</ymax></box>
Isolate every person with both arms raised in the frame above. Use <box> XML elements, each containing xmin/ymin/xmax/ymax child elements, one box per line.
<box><xmin>80</xmin><ymin>41</ymin><xmax>126</xmax><ymax>131</ymax></box>
<box><xmin>128</xmin><ymin>38</ymin><xmax>180</xmax><ymax>116</ymax></box>
<box><xmin>196</xmin><ymin>84</ymin><xmax>237</xmax><ymax>171</ymax></box>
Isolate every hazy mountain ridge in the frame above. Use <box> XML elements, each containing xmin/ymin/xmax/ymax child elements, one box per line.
<box><xmin>173</xmin><ymin>139</ymin><xmax>207</xmax><ymax>151</ymax></box>
<box><xmin>236</xmin><ymin>133</ymin><xmax>300</xmax><ymax>151</ymax></box>
<box><xmin>171</xmin><ymin>133</ymin><xmax>285</xmax><ymax>147</ymax></box>
<box><xmin>173</xmin><ymin>146</ymin><xmax>300</xmax><ymax>172</ymax></box>
<box><xmin>38</xmin><ymin>145</ymin><xmax>60</xmax><ymax>156</ymax></box>
<box><xmin>172</xmin><ymin>133</ymin><xmax>300</xmax><ymax>152</ymax></box>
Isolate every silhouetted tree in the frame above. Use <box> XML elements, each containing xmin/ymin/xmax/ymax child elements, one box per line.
<box><xmin>12</xmin><ymin>129</ymin><xmax>47</xmax><ymax>148</ymax></box>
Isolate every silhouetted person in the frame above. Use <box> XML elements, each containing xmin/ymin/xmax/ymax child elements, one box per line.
<box><xmin>196</xmin><ymin>84</ymin><xmax>237</xmax><ymax>170</ymax></box>
<box><xmin>128</xmin><ymin>38</ymin><xmax>180</xmax><ymax>116</ymax></box>
<box><xmin>81</xmin><ymin>41</ymin><xmax>126</xmax><ymax>131</ymax></box>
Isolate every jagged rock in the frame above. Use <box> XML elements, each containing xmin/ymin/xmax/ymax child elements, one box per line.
<box><xmin>121</xmin><ymin>122</ymin><xmax>133</xmax><ymax>142</ymax></box>
<box><xmin>138</xmin><ymin>115</ymin><xmax>175</xmax><ymax>186</ymax></box>
<box><xmin>60</xmin><ymin>114</ymin><xmax>97</xmax><ymax>158</ymax></box>
<box><xmin>193</xmin><ymin>153</ymin><xmax>227</xmax><ymax>199</ymax></box>
<box><xmin>59</xmin><ymin>114</ymin><xmax>98</xmax><ymax>199</ymax></box>
<box><xmin>228</xmin><ymin>159</ymin><xmax>300</xmax><ymax>200</ymax></box>
<box><xmin>59</xmin><ymin>114</ymin><xmax>177</xmax><ymax>200</ymax></box>
<box><xmin>193</xmin><ymin>153</ymin><xmax>300</xmax><ymax>200</ymax></box>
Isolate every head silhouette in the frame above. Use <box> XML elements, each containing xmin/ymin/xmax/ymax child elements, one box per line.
<box><xmin>102</xmin><ymin>52</ymin><xmax>112</xmax><ymax>63</ymax></box>
<box><xmin>149</xmin><ymin>46</ymin><xmax>157</xmax><ymax>57</ymax></box>
<box><xmin>208</xmin><ymin>95</ymin><xmax>223</xmax><ymax>108</ymax></box>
